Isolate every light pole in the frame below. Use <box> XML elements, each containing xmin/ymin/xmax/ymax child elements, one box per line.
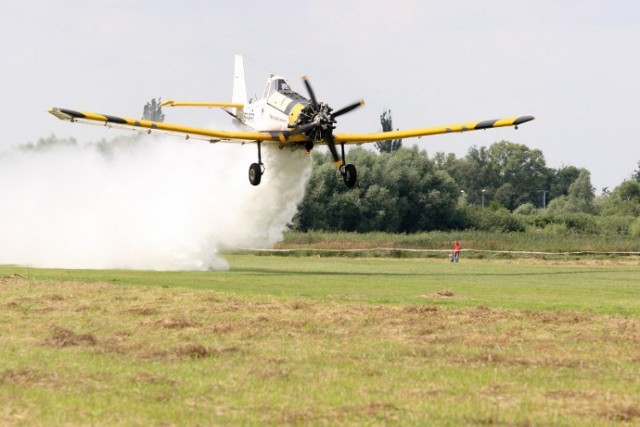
<box><xmin>481</xmin><ymin>189</ymin><xmax>486</xmax><ymax>208</ymax></box>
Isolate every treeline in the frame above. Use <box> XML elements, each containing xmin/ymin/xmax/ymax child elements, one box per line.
<box><xmin>293</xmin><ymin>142</ymin><xmax>640</xmax><ymax>236</ymax></box>
<box><xmin>18</xmin><ymin>134</ymin><xmax>640</xmax><ymax>237</ymax></box>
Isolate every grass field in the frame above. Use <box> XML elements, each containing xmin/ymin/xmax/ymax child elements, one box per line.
<box><xmin>278</xmin><ymin>230</ymin><xmax>640</xmax><ymax>256</ymax></box>
<box><xmin>1</xmin><ymin>255</ymin><xmax>640</xmax><ymax>425</ymax></box>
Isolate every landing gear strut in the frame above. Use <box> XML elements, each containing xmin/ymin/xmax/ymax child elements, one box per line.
<box><xmin>339</xmin><ymin>143</ymin><xmax>357</xmax><ymax>188</ymax></box>
<box><xmin>249</xmin><ymin>141</ymin><xmax>265</xmax><ymax>186</ymax></box>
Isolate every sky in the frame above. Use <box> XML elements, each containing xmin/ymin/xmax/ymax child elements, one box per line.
<box><xmin>1</xmin><ymin>0</ymin><xmax>639</xmax><ymax>192</ymax></box>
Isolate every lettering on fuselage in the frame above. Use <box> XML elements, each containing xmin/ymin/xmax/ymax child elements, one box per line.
<box><xmin>269</xmin><ymin>113</ymin><xmax>287</xmax><ymax>124</ymax></box>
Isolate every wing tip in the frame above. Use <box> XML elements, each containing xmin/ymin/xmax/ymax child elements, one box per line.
<box><xmin>48</xmin><ymin>107</ymin><xmax>76</xmax><ymax>121</ymax></box>
<box><xmin>514</xmin><ymin>115</ymin><xmax>535</xmax><ymax>125</ymax></box>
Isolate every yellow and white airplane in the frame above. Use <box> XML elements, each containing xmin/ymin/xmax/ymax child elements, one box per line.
<box><xmin>49</xmin><ymin>55</ymin><xmax>534</xmax><ymax>188</ymax></box>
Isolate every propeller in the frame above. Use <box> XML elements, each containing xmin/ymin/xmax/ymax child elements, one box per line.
<box><xmin>289</xmin><ymin>76</ymin><xmax>364</xmax><ymax>166</ymax></box>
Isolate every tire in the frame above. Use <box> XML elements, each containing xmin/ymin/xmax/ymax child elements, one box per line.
<box><xmin>343</xmin><ymin>164</ymin><xmax>357</xmax><ymax>188</ymax></box>
<box><xmin>249</xmin><ymin>163</ymin><xmax>262</xmax><ymax>186</ymax></box>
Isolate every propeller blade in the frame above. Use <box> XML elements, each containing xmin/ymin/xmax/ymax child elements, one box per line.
<box><xmin>331</xmin><ymin>99</ymin><xmax>365</xmax><ymax>118</ymax></box>
<box><xmin>290</xmin><ymin>122</ymin><xmax>316</xmax><ymax>136</ymax></box>
<box><xmin>326</xmin><ymin>132</ymin><xmax>343</xmax><ymax>167</ymax></box>
<box><xmin>301</xmin><ymin>75</ymin><xmax>318</xmax><ymax>110</ymax></box>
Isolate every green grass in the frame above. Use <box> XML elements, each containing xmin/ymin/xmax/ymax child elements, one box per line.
<box><xmin>5</xmin><ymin>255</ymin><xmax>639</xmax><ymax>315</ymax></box>
<box><xmin>1</xmin><ymin>256</ymin><xmax>640</xmax><ymax>425</ymax></box>
<box><xmin>278</xmin><ymin>230</ymin><xmax>640</xmax><ymax>256</ymax></box>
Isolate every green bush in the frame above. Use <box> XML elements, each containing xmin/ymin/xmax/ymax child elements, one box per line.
<box><xmin>513</xmin><ymin>203</ymin><xmax>536</xmax><ymax>215</ymax></box>
<box><xmin>528</xmin><ymin>212</ymin><xmax>555</xmax><ymax>229</ymax></box>
<box><xmin>559</xmin><ymin>213</ymin><xmax>599</xmax><ymax>234</ymax></box>
<box><xmin>596</xmin><ymin>216</ymin><xmax>633</xmax><ymax>236</ymax></box>
<box><xmin>542</xmin><ymin>223</ymin><xmax>568</xmax><ymax>235</ymax></box>
<box><xmin>466</xmin><ymin>207</ymin><xmax>526</xmax><ymax>232</ymax></box>
<box><xmin>630</xmin><ymin>218</ymin><xmax>640</xmax><ymax>238</ymax></box>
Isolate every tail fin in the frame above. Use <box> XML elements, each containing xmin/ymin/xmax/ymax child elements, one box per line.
<box><xmin>232</xmin><ymin>55</ymin><xmax>247</xmax><ymax>124</ymax></box>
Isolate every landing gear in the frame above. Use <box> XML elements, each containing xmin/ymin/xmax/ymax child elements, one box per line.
<box><xmin>249</xmin><ymin>162</ymin><xmax>262</xmax><ymax>186</ymax></box>
<box><xmin>341</xmin><ymin>164</ymin><xmax>357</xmax><ymax>188</ymax></box>
<box><xmin>249</xmin><ymin>141</ymin><xmax>264</xmax><ymax>186</ymax></box>
<box><xmin>338</xmin><ymin>142</ymin><xmax>357</xmax><ymax>188</ymax></box>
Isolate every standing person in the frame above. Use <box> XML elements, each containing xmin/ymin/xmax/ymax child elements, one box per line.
<box><xmin>452</xmin><ymin>241</ymin><xmax>461</xmax><ymax>262</ymax></box>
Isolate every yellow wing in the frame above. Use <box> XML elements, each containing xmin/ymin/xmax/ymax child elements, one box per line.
<box><xmin>48</xmin><ymin>107</ymin><xmax>304</xmax><ymax>144</ymax></box>
<box><xmin>333</xmin><ymin>116</ymin><xmax>535</xmax><ymax>144</ymax></box>
<box><xmin>160</xmin><ymin>100</ymin><xmax>244</xmax><ymax>108</ymax></box>
<box><xmin>49</xmin><ymin>107</ymin><xmax>534</xmax><ymax>146</ymax></box>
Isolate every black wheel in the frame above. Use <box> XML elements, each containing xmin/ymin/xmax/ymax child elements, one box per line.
<box><xmin>249</xmin><ymin>163</ymin><xmax>262</xmax><ymax>186</ymax></box>
<box><xmin>343</xmin><ymin>164</ymin><xmax>357</xmax><ymax>188</ymax></box>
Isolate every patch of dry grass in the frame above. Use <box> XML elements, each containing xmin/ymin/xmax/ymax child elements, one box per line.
<box><xmin>1</xmin><ymin>275</ymin><xmax>639</xmax><ymax>425</ymax></box>
<box><xmin>45</xmin><ymin>326</ymin><xmax>97</xmax><ymax>347</ymax></box>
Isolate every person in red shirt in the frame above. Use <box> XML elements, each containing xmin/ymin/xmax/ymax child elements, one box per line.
<box><xmin>452</xmin><ymin>241</ymin><xmax>461</xmax><ymax>262</ymax></box>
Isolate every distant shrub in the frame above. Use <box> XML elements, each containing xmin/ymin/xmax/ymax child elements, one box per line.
<box><xmin>597</xmin><ymin>216</ymin><xmax>634</xmax><ymax>236</ymax></box>
<box><xmin>468</xmin><ymin>208</ymin><xmax>526</xmax><ymax>233</ymax></box>
<box><xmin>542</xmin><ymin>223</ymin><xmax>568</xmax><ymax>235</ymax></box>
<box><xmin>513</xmin><ymin>203</ymin><xmax>536</xmax><ymax>215</ymax></box>
<box><xmin>528</xmin><ymin>212</ymin><xmax>554</xmax><ymax>229</ymax></box>
<box><xmin>498</xmin><ymin>213</ymin><xmax>526</xmax><ymax>233</ymax></box>
<box><xmin>630</xmin><ymin>218</ymin><xmax>640</xmax><ymax>238</ymax></box>
<box><xmin>559</xmin><ymin>213</ymin><xmax>599</xmax><ymax>234</ymax></box>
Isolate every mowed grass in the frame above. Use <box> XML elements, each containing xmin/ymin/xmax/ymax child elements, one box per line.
<box><xmin>1</xmin><ymin>255</ymin><xmax>639</xmax><ymax>425</ymax></box>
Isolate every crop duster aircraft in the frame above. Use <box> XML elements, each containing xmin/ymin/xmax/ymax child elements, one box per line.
<box><xmin>49</xmin><ymin>55</ymin><xmax>534</xmax><ymax>188</ymax></box>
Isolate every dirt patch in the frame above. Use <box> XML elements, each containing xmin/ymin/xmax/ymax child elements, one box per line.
<box><xmin>288</xmin><ymin>300</ymin><xmax>311</xmax><ymax>310</ymax></box>
<box><xmin>133</xmin><ymin>372</ymin><xmax>178</xmax><ymax>385</ymax></box>
<box><xmin>45</xmin><ymin>326</ymin><xmax>97</xmax><ymax>347</ymax></box>
<box><xmin>599</xmin><ymin>404</ymin><xmax>640</xmax><ymax>422</ymax></box>
<box><xmin>176</xmin><ymin>343</ymin><xmax>211</xmax><ymax>359</ymax></box>
<box><xmin>523</xmin><ymin>310</ymin><xmax>595</xmax><ymax>325</ymax></box>
<box><xmin>0</xmin><ymin>369</ymin><xmax>44</xmax><ymax>386</ymax></box>
<box><xmin>154</xmin><ymin>317</ymin><xmax>198</xmax><ymax>329</ymax></box>
<box><xmin>345</xmin><ymin>402</ymin><xmax>399</xmax><ymax>418</ymax></box>
<box><xmin>43</xmin><ymin>294</ymin><xmax>66</xmax><ymax>301</ymax></box>
<box><xmin>126</xmin><ymin>307</ymin><xmax>159</xmax><ymax>316</ymax></box>
<box><xmin>175</xmin><ymin>343</ymin><xmax>240</xmax><ymax>360</ymax></box>
<box><xmin>273</xmin><ymin>401</ymin><xmax>399</xmax><ymax>425</ymax></box>
<box><xmin>403</xmin><ymin>305</ymin><xmax>439</xmax><ymax>315</ymax></box>
<box><xmin>0</xmin><ymin>273</ymin><xmax>26</xmax><ymax>283</ymax></box>
<box><xmin>420</xmin><ymin>290</ymin><xmax>455</xmax><ymax>299</ymax></box>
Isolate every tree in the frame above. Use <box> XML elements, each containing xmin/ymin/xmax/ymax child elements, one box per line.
<box><xmin>443</xmin><ymin>146</ymin><xmax>498</xmax><ymax>206</ymax></box>
<box><xmin>548</xmin><ymin>165</ymin><xmax>581</xmax><ymax>201</ymax></box>
<box><xmin>600</xmin><ymin>180</ymin><xmax>640</xmax><ymax>216</ymax></box>
<box><xmin>566</xmin><ymin>169</ymin><xmax>596</xmax><ymax>213</ymax></box>
<box><xmin>616</xmin><ymin>180</ymin><xmax>640</xmax><ymax>203</ymax></box>
<box><xmin>375</xmin><ymin>109</ymin><xmax>402</xmax><ymax>153</ymax></box>
<box><xmin>437</xmin><ymin>142</ymin><xmax>554</xmax><ymax>210</ymax></box>
<box><xmin>485</xmin><ymin>141</ymin><xmax>549</xmax><ymax>210</ymax></box>
<box><xmin>633</xmin><ymin>161</ymin><xmax>640</xmax><ymax>182</ymax></box>
<box><xmin>293</xmin><ymin>147</ymin><xmax>460</xmax><ymax>232</ymax></box>
<box><xmin>142</xmin><ymin>98</ymin><xmax>165</xmax><ymax>122</ymax></box>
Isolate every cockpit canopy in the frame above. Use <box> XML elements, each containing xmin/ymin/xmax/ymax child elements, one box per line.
<box><xmin>262</xmin><ymin>75</ymin><xmax>294</xmax><ymax>99</ymax></box>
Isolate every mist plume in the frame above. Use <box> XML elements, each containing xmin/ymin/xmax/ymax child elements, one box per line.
<box><xmin>0</xmin><ymin>135</ymin><xmax>311</xmax><ymax>270</ymax></box>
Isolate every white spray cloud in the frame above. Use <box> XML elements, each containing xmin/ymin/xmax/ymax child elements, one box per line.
<box><xmin>0</xmin><ymin>135</ymin><xmax>311</xmax><ymax>270</ymax></box>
